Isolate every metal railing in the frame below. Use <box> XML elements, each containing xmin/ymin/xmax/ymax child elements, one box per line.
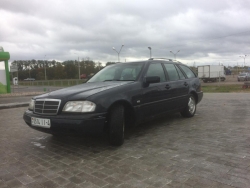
<box><xmin>18</xmin><ymin>79</ymin><xmax>87</xmax><ymax>87</ymax></box>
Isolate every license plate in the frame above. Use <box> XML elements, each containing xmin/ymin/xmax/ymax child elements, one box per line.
<box><xmin>31</xmin><ymin>117</ymin><xmax>51</xmax><ymax>128</ymax></box>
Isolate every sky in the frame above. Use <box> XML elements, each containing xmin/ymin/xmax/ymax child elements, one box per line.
<box><xmin>1</xmin><ymin>0</ymin><xmax>250</xmax><ymax>70</ymax></box>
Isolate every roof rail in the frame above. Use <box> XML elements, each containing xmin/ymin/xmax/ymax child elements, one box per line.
<box><xmin>148</xmin><ymin>58</ymin><xmax>173</xmax><ymax>61</ymax></box>
<box><xmin>148</xmin><ymin>58</ymin><xmax>183</xmax><ymax>64</ymax></box>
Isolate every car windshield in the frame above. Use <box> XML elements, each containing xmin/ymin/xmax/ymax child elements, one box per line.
<box><xmin>88</xmin><ymin>63</ymin><xmax>144</xmax><ymax>82</ymax></box>
<box><xmin>239</xmin><ymin>73</ymin><xmax>247</xmax><ymax>76</ymax></box>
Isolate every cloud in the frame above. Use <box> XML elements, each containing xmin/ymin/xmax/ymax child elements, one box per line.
<box><xmin>1</xmin><ymin>0</ymin><xmax>250</xmax><ymax>70</ymax></box>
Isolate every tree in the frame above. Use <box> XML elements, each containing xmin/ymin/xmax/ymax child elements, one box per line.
<box><xmin>63</xmin><ymin>61</ymin><xmax>78</xmax><ymax>79</ymax></box>
<box><xmin>10</xmin><ymin>58</ymin><xmax>104</xmax><ymax>80</ymax></box>
<box><xmin>106</xmin><ymin>62</ymin><xmax>116</xmax><ymax>66</ymax></box>
<box><xmin>54</xmin><ymin>63</ymin><xmax>66</xmax><ymax>79</ymax></box>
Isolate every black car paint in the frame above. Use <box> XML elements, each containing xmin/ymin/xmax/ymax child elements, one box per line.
<box><xmin>23</xmin><ymin>60</ymin><xmax>203</xmax><ymax>135</ymax></box>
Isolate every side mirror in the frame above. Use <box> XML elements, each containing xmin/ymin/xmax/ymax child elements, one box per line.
<box><xmin>144</xmin><ymin>76</ymin><xmax>160</xmax><ymax>87</ymax></box>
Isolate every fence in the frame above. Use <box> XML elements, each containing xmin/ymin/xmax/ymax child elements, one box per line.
<box><xmin>18</xmin><ymin>79</ymin><xmax>87</xmax><ymax>87</ymax></box>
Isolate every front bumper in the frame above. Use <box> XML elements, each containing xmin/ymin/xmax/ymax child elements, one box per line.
<box><xmin>197</xmin><ymin>91</ymin><xmax>203</xmax><ymax>104</ymax></box>
<box><xmin>23</xmin><ymin>110</ymin><xmax>107</xmax><ymax>135</ymax></box>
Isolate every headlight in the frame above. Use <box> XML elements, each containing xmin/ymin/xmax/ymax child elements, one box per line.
<box><xmin>62</xmin><ymin>101</ymin><xmax>96</xmax><ymax>112</ymax></box>
<box><xmin>29</xmin><ymin>99</ymin><xmax>35</xmax><ymax>111</ymax></box>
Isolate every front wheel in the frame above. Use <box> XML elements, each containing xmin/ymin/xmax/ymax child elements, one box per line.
<box><xmin>181</xmin><ymin>95</ymin><xmax>196</xmax><ymax>118</ymax></box>
<box><xmin>108</xmin><ymin>104</ymin><xmax>125</xmax><ymax>146</ymax></box>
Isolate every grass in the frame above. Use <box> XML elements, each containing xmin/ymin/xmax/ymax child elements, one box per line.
<box><xmin>0</xmin><ymin>83</ymin><xmax>7</xmax><ymax>94</ymax></box>
<box><xmin>202</xmin><ymin>84</ymin><xmax>250</xmax><ymax>93</ymax></box>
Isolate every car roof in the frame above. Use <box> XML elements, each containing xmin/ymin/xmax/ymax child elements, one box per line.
<box><xmin>114</xmin><ymin>58</ymin><xmax>183</xmax><ymax>65</ymax></box>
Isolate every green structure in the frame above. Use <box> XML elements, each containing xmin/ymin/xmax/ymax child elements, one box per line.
<box><xmin>0</xmin><ymin>46</ymin><xmax>11</xmax><ymax>93</ymax></box>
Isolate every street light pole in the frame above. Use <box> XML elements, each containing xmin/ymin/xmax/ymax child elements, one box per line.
<box><xmin>77</xmin><ymin>56</ymin><xmax>80</xmax><ymax>79</ymax></box>
<box><xmin>112</xmin><ymin>45</ymin><xmax>124</xmax><ymax>62</ymax></box>
<box><xmin>44</xmin><ymin>55</ymin><xmax>47</xmax><ymax>80</ymax></box>
<box><xmin>17</xmin><ymin>61</ymin><xmax>19</xmax><ymax>83</ymax></box>
<box><xmin>148</xmin><ymin>47</ymin><xmax>152</xmax><ymax>58</ymax></box>
<box><xmin>170</xmin><ymin>50</ymin><xmax>180</xmax><ymax>60</ymax></box>
<box><xmin>239</xmin><ymin>55</ymin><xmax>247</xmax><ymax>67</ymax></box>
<box><xmin>74</xmin><ymin>53</ymin><xmax>80</xmax><ymax>79</ymax></box>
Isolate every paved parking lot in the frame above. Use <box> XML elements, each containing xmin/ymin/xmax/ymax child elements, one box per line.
<box><xmin>0</xmin><ymin>93</ymin><xmax>250</xmax><ymax>188</ymax></box>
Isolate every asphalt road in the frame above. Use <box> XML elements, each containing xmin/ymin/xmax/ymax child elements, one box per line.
<box><xmin>0</xmin><ymin>86</ymin><xmax>65</xmax><ymax>104</ymax></box>
<box><xmin>1</xmin><ymin>93</ymin><xmax>250</xmax><ymax>187</ymax></box>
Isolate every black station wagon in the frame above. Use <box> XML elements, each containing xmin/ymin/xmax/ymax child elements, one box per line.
<box><xmin>23</xmin><ymin>59</ymin><xmax>203</xmax><ymax>146</ymax></box>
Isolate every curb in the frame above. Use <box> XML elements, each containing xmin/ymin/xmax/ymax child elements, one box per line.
<box><xmin>0</xmin><ymin>102</ymin><xmax>29</xmax><ymax>110</ymax></box>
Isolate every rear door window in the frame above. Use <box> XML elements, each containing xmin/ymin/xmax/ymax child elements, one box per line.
<box><xmin>164</xmin><ymin>64</ymin><xmax>179</xmax><ymax>81</ymax></box>
<box><xmin>179</xmin><ymin>65</ymin><xmax>196</xmax><ymax>78</ymax></box>
<box><xmin>175</xmin><ymin>65</ymin><xmax>186</xmax><ymax>80</ymax></box>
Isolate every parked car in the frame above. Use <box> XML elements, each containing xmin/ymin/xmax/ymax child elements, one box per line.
<box><xmin>24</xmin><ymin>78</ymin><xmax>35</xmax><ymax>81</ymax></box>
<box><xmin>237</xmin><ymin>73</ymin><xmax>250</xmax><ymax>81</ymax></box>
<box><xmin>23</xmin><ymin>59</ymin><xmax>203</xmax><ymax>146</ymax></box>
<box><xmin>80</xmin><ymin>74</ymin><xmax>87</xmax><ymax>79</ymax></box>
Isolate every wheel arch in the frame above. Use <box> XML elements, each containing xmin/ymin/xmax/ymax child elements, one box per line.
<box><xmin>105</xmin><ymin>100</ymin><xmax>136</xmax><ymax>130</ymax></box>
<box><xmin>189</xmin><ymin>91</ymin><xmax>198</xmax><ymax>104</ymax></box>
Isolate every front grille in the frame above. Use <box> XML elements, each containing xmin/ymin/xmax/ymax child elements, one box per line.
<box><xmin>34</xmin><ymin>99</ymin><xmax>61</xmax><ymax>115</ymax></box>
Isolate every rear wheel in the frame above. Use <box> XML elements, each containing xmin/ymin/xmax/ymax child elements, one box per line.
<box><xmin>108</xmin><ymin>104</ymin><xmax>125</xmax><ymax>146</ymax></box>
<box><xmin>181</xmin><ymin>95</ymin><xmax>196</xmax><ymax>118</ymax></box>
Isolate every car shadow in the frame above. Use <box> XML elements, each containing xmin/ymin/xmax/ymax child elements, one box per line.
<box><xmin>124</xmin><ymin>113</ymin><xmax>181</xmax><ymax>139</ymax></box>
<box><xmin>41</xmin><ymin>113</ymin><xmax>182</xmax><ymax>150</ymax></box>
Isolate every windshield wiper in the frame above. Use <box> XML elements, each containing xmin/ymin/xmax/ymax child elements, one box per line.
<box><xmin>103</xmin><ymin>79</ymin><xmax>135</xmax><ymax>82</ymax></box>
<box><xmin>103</xmin><ymin>79</ymin><xmax>121</xmax><ymax>81</ymax></box>
<box><xmin>103</xmin><ymin>80</ymin><xmax>135</xmax><ymax>82</ymax></box>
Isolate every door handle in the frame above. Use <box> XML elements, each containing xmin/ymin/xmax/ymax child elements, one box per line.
<box><xmin>165</xmin><ymin>85</ymin><xmax>171</xmax><ymax>89</ymax></box>
<box><xmin>184</xmin><ymin>82</ymin><xmax>188</xmax><ymax>86</ymax></box>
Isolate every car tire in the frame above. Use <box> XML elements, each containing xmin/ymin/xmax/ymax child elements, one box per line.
<box><xmin>108</xmin><ymin>104</ymin><xmax>125</xmax><ymax>146</ymax></box>
<box><xmin>181</xmin><ymin>95</ymin><xmax>196</xmax><ymax>118</ymax></box>
<box><xmin>51</xmin><ymin>133</ymin><xmax>62</xmax><ymax>137</ymax></box>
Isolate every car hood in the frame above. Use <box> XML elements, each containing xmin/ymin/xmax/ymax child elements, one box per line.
<box><xmin>34</xmin><ymin>81</ymin><xmax>132</xmax><ymax>100</ymax></box>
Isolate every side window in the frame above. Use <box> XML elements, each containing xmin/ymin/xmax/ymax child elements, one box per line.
<box><xmin>175</xmin><ymin>65</ymin><xmax>186</xmax><ymax>80</ymax></box>
<box><xmin>179</xmin><ymin>65</ymin><xmax>196</xmax><ymax>78</ymax></box>
<box><xmin>146</xmin><ymin>63</ymin><xmax>166</xmax><ymax>82</ymax></box>
<box><xmin>164</xmin><ymin>64</ymin><xmax>179</xmax><ymax>81</ymax></box>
